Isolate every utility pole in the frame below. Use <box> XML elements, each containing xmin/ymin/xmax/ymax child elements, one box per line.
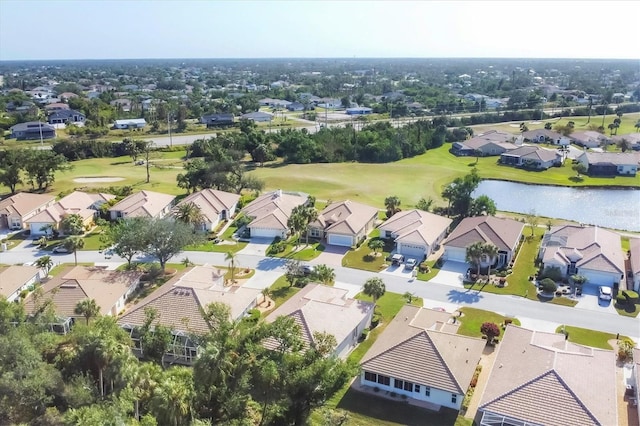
<box><xmin>167</xmin><ymin>111</ymin><xmax>173</xmax><ymax>147</ymax></box>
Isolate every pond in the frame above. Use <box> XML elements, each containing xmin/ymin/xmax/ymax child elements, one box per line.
<box><xmin>472</xmin><ymin>180</ymin><xmax>640</xmax><ymax>232</ymax></box>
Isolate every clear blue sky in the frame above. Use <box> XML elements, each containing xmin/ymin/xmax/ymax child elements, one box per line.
<box><xmin>1</xmin><ymin>0</ymin><xmax>638</xmax><ymax>60</ymax></box>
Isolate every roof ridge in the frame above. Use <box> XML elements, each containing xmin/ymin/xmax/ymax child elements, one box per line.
<box><xmin>424</xmin><ymin>330</ymin><xmax>465</xmax><ymax>393</ymax></box>
<box><xmin>549</xmin><ymin>369</ymin><xmax>602</xmax><ymax>425</ymax></box>
<box><xmin>291</xmin><ymin>308</ymin><xmax>315</xmax><ymax>347</ymax></box>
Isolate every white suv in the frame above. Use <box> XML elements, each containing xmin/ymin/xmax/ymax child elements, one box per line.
<box><xmin>598</xmin><ymin>286</ymin><xmax>612</xmax><ymax>301</ymax></box>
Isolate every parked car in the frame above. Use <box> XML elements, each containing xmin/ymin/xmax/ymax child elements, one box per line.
<box><xmin>52</xmin><ymin>245</ymin><xmax>69</xmax><ymax>254</ymax></box>
<box><xmin>301</xmin><ymin>264</ymin><xmax>315</xmax><ymax>276</ymax></box>
<box><xmin>598</xmin><ymin>286</ymin><xmax>612</xmax><ymax>301</ymax></box>
<box><xmin>404</xmin><ymin>258</ymin><xmax>417</xmax><ymax>270</ymax></box>
<box><xmin>391</xmin><ymin>254</ymin><xmax>404</xmax><ymax>266</ymax></box>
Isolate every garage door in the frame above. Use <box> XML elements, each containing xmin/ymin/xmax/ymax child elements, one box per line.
<box><xmin>250</xmin><ymin>228</ymin><xmax>280</xmax><ymax>239</ymax></box>
<box><xmin>581</xmin><ymin>269</ymin><xmax>619</xmax><ymax>287</ymax></box>
<box><xmin>328</xmin><ymin>234</ymin><xmax>353</xmax><ymax>247</ymax></box>
<box><xmin>399</xmin><ymin>243</ymin><xmax>426</xmax><ymax>259</ymax></box>
<box><xmin>444</xmin><ymin>246</ymin><xmax>467</xmax><ymax>262</ymax></box>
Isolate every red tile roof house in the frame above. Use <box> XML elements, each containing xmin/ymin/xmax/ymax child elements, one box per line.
<box><xmin>538</xmin><ymin>225</ymin><xmax>625</xmax><ymax>290</ymax></box>
<box><xmin>359</xmin><ymin>305</ymin><xmax>485</xmax><ymax>410</ymax></box>
<box><xmin>0</xmin><ymin>192</ymin><xmax>56</xmax><ymax>231</ymax></box>
<box><xmin>172</xmin><ymin>189</ymin><xmax>240</xmax><ymax>232</ymax></box>
<box><xmin>476</xmin><ymin>325</ymin><xmax>618</xmax><ymax>426</ymax></box>
<box><xmin>108</xmin><ymin>190</ymin><xmax>176</xmax><ymax>220</ymax></box>
<box><xmin>378</xmin><ymin>209</ymin><xmax>452</xmax><ymax>261</ymax></box>
<box><xmin>0</xmin><ymin>265</ymin><xmax>42</xmax><ymax>303</ymax></box>
<box><xmin>240</xmin><ymin>190</ymin><xmax>308</xmax><ymax>239</ymax></box>
<box><xmin>442</xmin><ymin>216</ymin><xmax>525</xmax><ymax>269</ymax></box>
<box><xmin>264</xmin><ymin>284</ymin><xmax>374</xmax><ymax>359</ymax></box>
<box><xmin>24</xmin><ymin>266</ymin><xmax>142</xmax><ymax>334</ymax></box>
<box><xmin>25</xmin><ymin>191</ymin><xmax>115</xmax><ymax>236</ymax></box>
<box><xmin>118</xmin><ymin>265</ymin><xmax>261</xmax><ymax>365</ymax></box>
<box><xmin>307</xmin><ymin>200</ymin><xmax>378</xmax><ymax>247</ymax></box>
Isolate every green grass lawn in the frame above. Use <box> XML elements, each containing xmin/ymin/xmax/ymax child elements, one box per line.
<box><xmin>49</xmin><ymin>262</ymin><xmax>94</xmax><ymax>276</ymax></box>
<box><xmin>80</xmin><ymin>228</ymin><xmax>106</xmax><ymax>251</ymax></box>
<box><xmin>457</xmin><ymin>307</ymin><xmax>520</xmax><ymax>338</ymax></box>
<box><xmin>342</xmin><ymin>237</ymin><xmax>393</xmax><ymax>272</ymax></box>
<box><xmin>554</xmin><ymin>325</ymin><xmax>625</xmax><ymax>350</ymax></box>
<box><xmin>614</xmin><ymin>299</ymin><xmax>640</xmax><ymax>318</ymax></box>
<box><xmin>267</xmin><ymin>238</ymin><xmax>325</xmax><ymax>261</ymax></box>
<box><xmin>261</xmin><ymin>275</ymin><xmax>301</xmax><ymax>317</ymax></box>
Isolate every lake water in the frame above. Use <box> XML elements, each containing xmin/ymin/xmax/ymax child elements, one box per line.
<box><xmin>473</xmin><ymin>180</ymin><xmax>640</xmax><ymax>232</ymax></box>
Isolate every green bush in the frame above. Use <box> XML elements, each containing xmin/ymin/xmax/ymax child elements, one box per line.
<box><xmin>243</xmin><ymin>309</ymin><xmax>261</xmax><ymax>324</ymax></box>
<box><xmin>623</xmin><ymin>290</ymin><xmax>639</xmax><ymax>300</ymax></box>
<box><xmin>145</xmin><ymin>263</ymin><xmax>163</xmax><ymax>281</ymax></box>
<box><xmin>539</xmin><ymin>278</ymin><xmax>557</xmax><ymax>293</ymax></box>
<box><xmin>540</xmin><ymin>266</ymin><xmax>563</xmax><ymax>282</ymax></box>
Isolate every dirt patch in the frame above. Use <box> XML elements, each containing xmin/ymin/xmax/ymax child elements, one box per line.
<box><xmin>73</xmin><ymin>176</ymin><xmax>125</xmax><ymax>183</ymax></box>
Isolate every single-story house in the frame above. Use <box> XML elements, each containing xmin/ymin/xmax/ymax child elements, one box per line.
<box><xmin>576</xmin><ymin>151</ymin><xmax>640</xmax><ymax>176</ymax></box>
<box><xmin>113</xmin><ymin>118</ymin><xmax>147</xmax><ymax>129</ymax></box>
<box><xmin>9</xmin><ymin>121</ymin><xmax>56</xmax><ymax>140</ymax></box>
<box><xmin>241</xmin><ymin>111</ymin><xmax>273</xmax><ymax>122</ymax></box>
<box><xmin>109</xmin><ymin>190</ymin><xmax>175</xmax><ymax>220</ymax></box>
<box><xmin>44</xmin><ymin>102</ymin><xmax>70</xmax><ymax>112</ymax></box>
<box><xmin>450</xmin><ymin>130</ymin><xmax>520</xmax><ymax>157</ymax></box>
<box><xmin>476</xmin><ymin>325</ymin><xmax>617</xmax><ymax>426</ymax></box>
<box><xmin>378</xmin><ymin>209</ymin><xmax>452</xmax><ymax>260</ymax></box>
<box><xmin>47</xmin><ymin>109</ymin><xmax>86</xmax><ymax>125</ymax></box>
<box><xmin>118</xmin><ymin>265</ymin><xmax>260</xmax><ymax>365</ymax></box>
<box><xmin>110</xmin><ymin>98</ymin><xmax>132</xmax><ymax>112</ymax></box>
<box><xmin>286</xmin><ymin>102</ymin><xmax>307</xmax><ymax>112</ymax></box>
<box><xmin>612</xmin><ymin>133</ymin><xmax>640</xmax><ymax>151</ymax></box>
<box><xmin>345</xmin><ymin>107</ymin><xmax>373</xmax><ymax>115</ymax></box>
<box><xmin>570</xmin><ymin>131</ymin><xmax>610</xmax><ymax>148</ymax></box>
<box><xmin>538</xmin><ymin>225</ymin><xmax>625</xmax><ymax>289</ymax></box>
<box><xmin>200</xmin><ymin>113</ymin><xmax>234</xmax><ymax>128</ymax></box>
<box><xmin>265</xmin><ymin>284</ymin><xmax>374</xmax><ymax>359</ymax></box>
<box><xmin>521</xmin><ymin>129</ymin><xmax>570</xmax><ymax>146</ymax></box>
<box><xmin>258</xmin><ymin>98</ymin><xmax>291</xmax><ymax>108</ymax></box>
<box><xmin>500</xmin><ymin>145</ymin><xmax>562</xmax><ymax>169</ymax></box>
<box><xmin>308</xmin><ymin>200</ymin><xmax>378</xmax><ymax>247</ymax></box>
<box><xmin>24</xmin><ymin>266</ymin><xmax>142</xmax><ymax>333</ymax></box>
<box><xmin>443</xmin><ymin>216</ymin><xmax>525</xmax><ymax>268</ymax></box>
<box><xmin>360</xmin><ymin>305</ymin><xmax>485</xmax><ymax>410</ymax></box>
<box><xmin>0</xmin><ymin>192</ymin><xmax>56</xmax><ymax>231</ymax></box>
<box><xmin>630</xmin><ymin>238</ymin><xmax>640</xmax><ymax>292</ymax></box>
<box><xmin>0</xmin><ymin>265</ymin><xmax>42</xmax><ymax>302</ymax></box>
<box><xmin>173</xmin><ymin>189</ymin><xmax>240</xmax><ymax>232</ymax></box>
<box><xmin>240</xmin><ymin>190</ymin><xmax>308</xmax><ymax>239</ymax></box>
<box><xmin>25</xmin><ymin>191</ymin><xmax>114</xmax><ymax>236</ymax></box>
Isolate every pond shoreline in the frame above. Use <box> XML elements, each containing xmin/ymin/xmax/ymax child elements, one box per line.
<box><xmin>482</xmin><ymin>177</ymin><xmax>640</xmax><ymax>191</ymax></box>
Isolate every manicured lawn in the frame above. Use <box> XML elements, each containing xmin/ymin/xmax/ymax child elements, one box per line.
<box><xmin>261</xmin><ymin>275</ymin><xmax>300</xmax><ymax>317</ymax></box>
<box><xmin>342</xmin><ymin>237</ymin><xmax>393</xmax><ymax>272</ymax></box>
<box><xmin>49</xmin><ymin>262</ymin><xmax>94</xmax><ymax>276</ymax></box>
<box><xmin>80</xmin><ymin>229</ymin><xmax>106</xmax><ymax>251</ymax></box>
<box><xmin>185</xmin><ymin>240</ymin><xmax>247</xmax><ymax>254</ymax></box>
<box><xmin>614</xmin><ymin>301</ymin><xmax>640</xmax><ymax>318</ymax></box>
<box><xmin>416</xmin><ymin>259</ymin><xmax>441</xmax><ymax>281</ymax></box>
<box><xmin>554</xmin><ymin>325</ymin><xmax>624</xmax><ymax>350</ymax></box>
<box><xmin>268</xmin><ymin>239</ymin><xmax>325</xmax><ymax>261</ymax></box>
<box><xmin>457</xmin><ymin>307</ymin><xmax>520</xmax><ymax>338</ymax></box>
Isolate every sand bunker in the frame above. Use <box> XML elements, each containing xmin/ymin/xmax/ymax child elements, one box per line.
<box><xmin>73</xmin><ymin>177</ymin><xmax>125</xmax><ymax>183</ymax></box>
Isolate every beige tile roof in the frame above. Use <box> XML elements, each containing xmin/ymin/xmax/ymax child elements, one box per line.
<box><xmin>582</xmin><ymin>151</ymin><xmax>640</xmax><ymax>166</ymax></box>
<box><xmin>0</xmin><ymin>265</ymin><xmax>40</xmax><ymax>298</ymax></box>
<box><xmin>173</xmin><ymin>189</ymin><xmax>240</xmax><ymax>225</ymax></box>
<box><xmin>241</xmin><ymin>190</ymin><xmax>307</xmax><ymax>230</ymax></box>
<box><xmin>502</xmin><ymin>145</ymin><xmax>561</xmax><ymax>162</ymax></box>
<box><xmin>109</xmin><ymin>190</ymin><xmax>175</xmax><ymax>218</ymax></box>
<box><xmin>479</xmin><ymin>325</ymin><xmax>617</xmax><ymax>426</ymax></box>
<box><xmin>24</xmin><ymin>266</ymin><xmax>142</xmax><ymax>318</ymax></box>
<box><xmin>476</xmin><ymin>130</ymin><xmax>517</xmax><ymax>143</ymax></box>
<box><xmin>540</xmin><ymin>225</ymin><xmax>624</xmax><ymax>274</ymax></box>
<box><xmin>265</xmin><ymin>284</ymin><xmax>374</xmax><ymax>352</ymax></box>
<box><xmin>444</xmin><ymin>216</ymin><xmax>524</xmax><ymax>252</ymax></box>
<box><xmin>310</xmin><ymin>200</ymin><xmax>378</xmax><ymax>235</ymax></box>
<box><xmin>360</xmin><ymin>305</ymin><xmax>485</xmax><ymax>394</ymax></box>
<box><xmin>0</xmin><ymin>192</ymin><xmax>55</xmax><ymax>217</ymax></box>
<box><xmin>118</xmin><ymin>266</ymin><xmax>259</xmax><ymax>335</ymax></box>
<box><xmin>630</xmin><ymin>238</ymin><xmax>640</xmax><ymax>276</ymax></box>
<box><xmin>378</xmin><ymin>209</ymin><xmax>452</xmax><ymax>246</ymax></box>
<box><xmin>25</xmin><ymin>191</ymin><xmax>113</xmax><ymax>224</ymax></box>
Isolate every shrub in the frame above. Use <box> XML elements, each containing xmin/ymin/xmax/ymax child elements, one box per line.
<box><xmin>371</xmin><ymin>314</ymin><xmax>381</xmax><ymax>328</ymax></box>
<box><xmin>243</xmin><ymin>308</ymin><xmax>261</xmax><ymax>324</ymax></box>
<box><xmin>616</xmin><ymin>293</ymin><xmax>628</xmax><ymax>305</ymax></box>
<box><xmin>539</xmin><ymin>278</ymin><xmax>557</xmax><ymax>293</ymax></box>
<box><xmin>360</xmin><ymin>329</ymin><xmax>370</xmax><ymax>342</ymax></box>
<box><xmin>623</xmin><ymin>290</ymin><xmax>639</xmax><ymax>301</ymax></box>
<box><xmin>145</xmin><ymin>263</ymin><xmax>163</xmax><ymax>281</ymax></box>
<box><xmin>540</xmin><ymin>266</ymin><xmax>563</xmax><ymax>282</ymax></box>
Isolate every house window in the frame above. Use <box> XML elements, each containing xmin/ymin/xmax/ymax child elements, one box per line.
<box><xmin>377</xmin><ymin>375</ymin><xmax>390</xmax><ymax>386</ymax></box>
<box><xmin>414</xmin><ymin>384</ymin><xmax>421</xmax><ymax>393</ymax></box>
<box><xmin>425</xmin><ymin>386</ymin><xmax>431</xmax><ymax>397</ymax></box>
<box><xmin>394</xmin><ymin>379</ymin><xmax>404</xmax><ymax>390</ymax></box>
<box><xmin>451</xmin><ymin>394</ymin><xmax>457</xmax><ymax>404</ymax></box>
<box><xmin>364</xmin><ymin>371</ymin><xmax>376</xmax><ymax>383</ymax></box>
<box><xmin>404</xmin><ymin>381</ymin><xmax>413</xmax><ymax>392</ymax></box>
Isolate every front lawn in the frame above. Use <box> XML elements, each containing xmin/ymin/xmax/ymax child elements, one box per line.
<box><xmin>267</xmin><ymin>238</ymin><xmax>325</xmax><ymax>261</ymax></box>
<box><xmin>261</xmin><ymin>275</ymin><xmax>300</xmax><ymax>317</ymax></box>
<box><xmin>185</xmin><ymin>224</ymin><xmax>247</xmax><ymax>254</ymax></box>
<box><xmin>457</xmin><ymin>307</ymin><xmax>520</xmax><ymax>338</ymax></box>
<box><xmin>342</xmin><ymin>237</ymin><xmax>393</xmax><ymax>272</ymax></box>
<box><xmin>554</xmin><ymin>325</ymin><xmax>625</xmax><ymax>350</ymax></box>
<box><xmin>416</xmin><ymin>258</ymin><xmax>441</xmax><ymax>281</ymax></box>
<box><xmin>80</xmin><ymin>229</ymin><xmax>106</xmax><ymax>251</ymax></box>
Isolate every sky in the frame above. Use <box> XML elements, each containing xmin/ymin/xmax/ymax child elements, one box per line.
<box><xmin>1</xmin><ymin>0</ymin><xmax>639</xmax><ymax>61</ymax></box>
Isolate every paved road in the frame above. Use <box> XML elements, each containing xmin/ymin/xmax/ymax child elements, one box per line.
<box><xmin>2</xmin><ymin>243</ymin><xmax>638</xmax><ymax>340</ymax></box>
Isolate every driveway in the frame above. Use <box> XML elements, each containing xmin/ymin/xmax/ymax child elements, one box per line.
<box><xmin>380</xmin><ymin>263</ymin><xmax>415</xmax><ymax>279</ymax></box>
<box><xmin>574</xmin><ymin>285</ymin><xmax>617</xmax><ymax>313</ymax></box>
<box><xmin>242</xmin><ymin>270</ymin><xmax>285</xmax><ymax>290</ymax></box>
<box><xmin>237</xmin><ymin>238</ymin><xmax>273</xmax><ymax>256</ymax></box>
<box><xmin>313</xmin><ymin>245</ymin><xmax>350</xmax><ymax>266</ymax></box>
<box><xmin>427</xmin><ymin>261</ymin><xmax>469</xmax><ymax>288</ymax></box>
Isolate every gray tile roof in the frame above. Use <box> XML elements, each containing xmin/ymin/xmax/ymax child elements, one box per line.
<box><xmin>444</xmin><ymin>216</ymin><xmax>524</xmax><ymax>252</ymax></box>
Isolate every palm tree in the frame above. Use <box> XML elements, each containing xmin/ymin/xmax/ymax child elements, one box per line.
<box><xmin>175</xmin><ymin>202</ymin><xmax>205</xmax><ymax>231</ymax></box>
<box><xmin>635</xmin><ymin>119</ymin><xmax>640</xmax><ymax>133</ymax></box>
<box><xmin>363</xmin><ymin>277</ymin><xmax>386</xmax><ymax>305</ymax></box>
<box><xmin>544</xmin><ymin>122</ymin><xmax>553</xmax><ymax>130</ymax></box>
<box><xmin>303</xmin><ymin>206</ymin><xmax>318</xmax><ymax>245</ymax></box>
<box><xmin>367</xmin><ymin>239</ymin><xmax>384</xmax><ymax>255</ymax></box>
<box><xmin>384</xmin><ymin>196</ymin><xmax>401</xmax><ymax>218</ymax></box>
<box><xmin>74</xmin><ymin>298</ymin><xmax>100</xmax><ymax>325</ymax></box>
<box><xmin>225</xmin><ymin>251</ymin><xmax>237</xmax><ymax>284</ymax></box>
<box><xmin>312</xmin><ymin>264</ymin><xmax>335</xmax><ymax>285</ymax></box>
<box><xmin>617</xmin><ymin>138</ymin><xmax>632</xmax><ymax>153</ymax></box>
<box><xmin>261</xmin><ymin>287</ymin><xmax>270</xmax><ymax>305</ymax></box>
<box><xmin>35</xmin><ymin>255</ymin><xmax>54</xmax><ymax>276</ymax></box>
<box><xmin>482</xmin><ymin>243</ymin><xmax>499</xmax><ymax>278</ymax></box>
<box><xmin>150</xmin><ymin>366</ymin><xmax>194</xmax><ymax>426</ymax></box>
<box><xmin>63</xmin><ymin>236</ymin><xmax>85</xmax><ymax>266</ymax></box>
<box><xmin>126</xmin><ymin>362</ymin><xmax>162</xmax><ymax>421</ymax></box>
<box><xmin>586</xmin><ymin>96</ymin><xmax>593</xmax><ymax>124</ymax></box>
<box><xmin>465</xmin><ymin>241</ymin><xmax>484</xmax><ymax>277</ymax></box>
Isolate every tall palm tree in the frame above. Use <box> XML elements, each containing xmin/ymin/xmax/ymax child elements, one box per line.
<box><xmin>363</xmin><ymin>277</ymin><xmax>386</xmax><ymax>305</ymax></box>
<box><xmin>312</xmin><ymin>264</ymin><xmax>335</xmax><ymax>285</ymax></box>
<box><xmin>465</xmin><ymin>241</ymin><xmax>484</xmax><ymax>277</ymax></box>
<box><xmin>63</xmin><ymin>236</ymin><xmax>85</xmax><ymax>266</ymax></box>
<box><xmin>225</xmin><ymin>251</ymin><xmax>237</xmax><ymax>284</ymax></box>
<box><xmin>35</xmin><ymin>255</ymin><xmax>54</xmax><ymax>277</ymax></box>
<box><xmin>303</xmin><ymin>206</ymin><xmax>318</xmax><ymax>245</ymax></box>
<box><xmin>482</xmin><ymin>243</ymin><xmax>499</xmax><ymax>278</ymax></box>
<box><xmin>175</xmin><ymin>202</ymin><xmax>205</xmax><ymax>231</ymax></box>
<box><xmin>74</xmin><ymin>298</ymin><xmax>100</xmax><ymax>325</ymax></box>
<box><xmin>150</xmin><ymin>367</ymin><xmax>194</xmax><ymax>426</ymax></box>
<box><xmin>384</xmin><ymin>196</ymin><xmax>401</xmax><ymax>218</ymax></box>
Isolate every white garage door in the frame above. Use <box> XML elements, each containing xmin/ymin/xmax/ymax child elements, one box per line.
<box><xmin>444</xmin><ymin>246</ymin><xmax>467</xmax><ymax>262</ymax></box>
<box><xmin>250</xmin><ymin>228</ymin><xmax>280</xmax><ymax>239</ymax></box>
<box><xmin>581</xmin><ymin>269</ymin><xmax>620</xmax><ymax>287</ymax></box>
<box><xmin>328</xmin><ymin>234</ymin><xmax>353</xmax><ymax>247</ymax></box>
<box><xmin>399</xmin><ymin>243</ymin><xmax>426</xmax><ymax>259</ymax></box>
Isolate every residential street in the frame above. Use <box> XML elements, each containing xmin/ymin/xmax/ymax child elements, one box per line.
<box><xmin>2</xmin><ymin>243</ymin><xmax>638</xmax><ymax>340</ymax></box>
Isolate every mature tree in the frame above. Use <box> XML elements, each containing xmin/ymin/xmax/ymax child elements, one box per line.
<box><xmin>104</xmin><ymin>217</ymin><xmax>149</xmax><ymax>267</ymax></box>
<box><xmin>61</xmin><ymin>213</ymin><xmax>86</xmax><ymax>235</ymax></box>
<box><xmin>288</xmin><ymin>204</ymin><xmax>318</xmax><ymax>246</ymax></box>
<box><xmin>572</xmin><ymin>162</ymin><xmax>588</xmax><ymax>177</ymax></box>
<box><xmin>143</xmin><ymin>218</ymin><xmax>202</xmax><ymax>272</ymax></box>
<box><xmin>137</xmin><ymin>307</ymin><xmax>172</xmax><ymax>367</ymax></box>
<box><xmin>544</xmin><ymin>122</ymin><xmax>553</xmax><ymax>130</ymax></box>
<box><xmin>225</xmin><ymin>251</ymin><xmax>238</xmax><ymax>284</ymax></box>
<box><xmin>251</xmin><ymin>143</ymin><xmax>273</xmax><ymax>166</ymax></box>
<box><xmin>284</xmin><ymin>259</ymin><xmax>303</xmax><ymax>287</ymax></box>
<box><xmin>174</xmin><ymin>202</ymin><xmax>205</xmax><ymax>231</ymax></box>
<box><xmin>384</xmin><ymin>196</ymin><xmax>401</xmax><ymax>218</ymax></box>
<box><xmin>465</xmin><ymin>241</ymin><xmax>484</xmax><ymax>277</ymax></box>
<box><xmin>441</xmin><ymin>168</ymin><xmax>481</xmax><ymax>217</ymax></box>
<box><xmin>415</xmin><ymin>197</ymin><xmax>434</xmax><ymax>212</ymax></box>
<box><xmin>524</xmin><ymin>210</ymin><xmax>539</xmax><ymax>236</ymax></box>
<box><xmin>63</xmin><ymin>236</ymin><xmax>85</xmax><ymax>265</ymax></box>
<box><xmin>362</xmin><ymin>277</ymin><xmax>386</xmax><ymax>304</ymax></box>
<box><xmin>468</xmin><ymin>195</ymin><xmax>497</xmax><ymax>217</ymax></box>
<box><xmin>35</xmin><ymin>255</ymin><xmax>54</xmax><ymax>276</ymax></box>
<box><xmin>367</xmin><ymin>238</ymin><xmax>384</xmax><ymax>255</ymax></box>
<box><xmin>480</xmin><ymin>322</ymin><xmax>500</xmax><ymax>344</ymax></box>
<box><xmin>311</xmin><ymin>264</ymin><xmax>335</xmax><ymax>285</ymax></box>
<box><xmin>23</xmin><ymin>150</ymin><xmax>69</xmax><ymax>190</ymax></box>
<box><xmin>608</xmin><ymin>122</ymin><xmax>619</xmax><ymax>136</ymax></box>
<box><xmin>0</xmin><ymin>149</ymin><xmax>24</xmax><ymax>193</ymax></box>
<box><xmin>482</xmin><ymin>243</ymin><xmax>499</xmax><ymax>277</ymax></box>
<box><xmin>149</xmin><ymin>366</ymin><xmax>194</xmax><ymax>426</ymax></box>
<box><xmin>122</xmin><ymin>138</ymin><xmax>149</xmax><ymax>162</ymax></box>
<box><xmin>75</xmin><ymin>298</ymin><xmax>100</xmax><ymax>325</ymax></box>
<box><xmin>617</xmin><ymin>138</ymin><xmax>632</xmax><ymax>152</ymax></box>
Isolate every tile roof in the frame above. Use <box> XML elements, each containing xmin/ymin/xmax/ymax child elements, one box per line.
<box><xmin>109</xmin><ymin>190</ymin><xmax>175</xmax><ymax>218</ymax></box>
<box><xmin>502</xmin><ymin>145</ymin><xmax>561</xmax><ymax>162</ymax></box>
<box><xmin>25</xmin><ymin>191</ymin><xmax>113</xmax><ymax>224</ymax></box>
<box><xmin>361</xmin><ymin>305</ymin><xmax>485</xmax><ymax>394</ymax></box>
<box><xmin>241</xmin><ymin>190</ymin><xmax>307</xmax><ymax>231</ymax></box>
<box><xmin>540</xmin><ymin>225</ymin><xmax>624</xmax><ymax>274</ymax></box>
<box><xmin>378</xmin><ymin>209</ymin><xmax>452</xmax><ymax>246</ymax></box>
<box><xmin>24</xmin><ymin>266</ymin><xmax>142</xmax><ymax>318</ymax></box>
<box><xmin>310</xmin><ymin>200</ymin><xmax>378</xmax><ymax>235</ymax></box>
<box><xmin>0</xmin><ymin>192</ymin><xmax>55</xmax><ymax>217</ymax></box>
<box><xmin>444</xmin><ymin>216</ymin><xmax>524</xmax><ymax>252</ymax></box>
<box><xmin>479</xmin><ymin>326</ymin><xmax>617</xmax><ymax>426</ymax></box>
<box><xmin>173</xmin><ymin>189</ymin><xmax>239</xmax><ymax>225</ymax></box>
<box><xmin>118</xmin><ymin>265</ymin><xmax>259</xmax><ymax>335</ymax></box>
<box><xmin>581</xmin><ymin>151</ymin><xmax>640</xmax><ymax>166</ymax></box>
<box><xmin>0</xmin><ymin>265</ymin><xmax>40</xmax><ymax>298</ymax></box>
